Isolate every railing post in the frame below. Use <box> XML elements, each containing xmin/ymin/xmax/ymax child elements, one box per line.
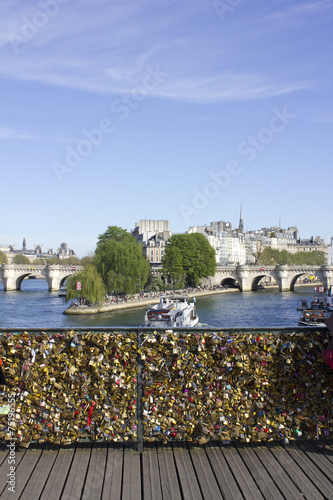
<box><xmin>136</xmin><ymin>329</ymin><xmax>144</xmax><ymax>453</ymax></box>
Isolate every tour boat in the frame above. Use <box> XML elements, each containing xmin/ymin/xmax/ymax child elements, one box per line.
<box><xmin>298</xmin><ymin>309</ymin><xmax>328</xmax><ymax>326</ymax></box>
<box><xmin>142</xmin><ymin>295</ymin><xmax>199</xmax><ymax>328</ymax></box>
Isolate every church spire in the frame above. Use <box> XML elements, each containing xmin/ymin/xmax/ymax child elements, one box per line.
<box><xmin>239</xmin><ymin>204</ymin><xmax>244</xmax><ymax>233</ymax></box>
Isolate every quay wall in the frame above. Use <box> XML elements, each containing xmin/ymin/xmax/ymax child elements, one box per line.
<box><xmin>0</xmin><ymin>328</ymin><xmax>332</xmax><ymax>448</ymax></box>
<box><xmin>63</xmin><ymin>287</ymin><xmax>238</xmax><ymax>314</ymax></box>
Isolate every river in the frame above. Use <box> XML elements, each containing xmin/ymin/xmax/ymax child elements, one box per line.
<box><xmin>0</xmin><ymin>279</ymin><xmax>318</xmax><ymax>329</ymax></box>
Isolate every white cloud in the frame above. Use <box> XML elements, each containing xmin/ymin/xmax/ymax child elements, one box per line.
<box><xmin>0</xmin><ymin>127</ymin><xmax>36</xmax><ymax>140</ymax></box>
<box><xmin>0</xmin><ymin>0</ymin><xmax>328</xmax><ymax>103</ymax></box>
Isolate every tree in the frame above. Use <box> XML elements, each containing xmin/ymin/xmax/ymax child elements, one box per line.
<box><xmin>94</xmin><ymin>226</ymin><xmax>150</xmax><ymax>295</ymax></box>
<box><xmin>164</xmin><ymin>233</ymin><xmax>216</xmax><ymax>287</ymax></box>
<box><xmin>0</xmin><ymin>251</ymin><xmax>8</xmax><ymax>264</ymax></box>
<box><xmin>79</xmin><ymin>255</ymin><xmax>95</xmax><ymax>267</ymax></box>
<box><xmin>258</xmin><ymin>248</ymin><xmax>326</xmax><ymax>266</ymax></box>
<box><xmin>33</xmin><ymin>258</ymin><xmax>47</xmax><ymax>265</ymax></box>
<box><xmin>13</xmin><ymin>254</ymin><xmax>30</xmax><ymax>264</ymax></box>
<box><xmin>162</xmin><ymin>246</ymin><xmax>185</xmax><ymax>287</ymax></box>
<box><xmin>66</xmin><ymin>265</ymin><xmax>106</xmax><ymax>304</ymax></box>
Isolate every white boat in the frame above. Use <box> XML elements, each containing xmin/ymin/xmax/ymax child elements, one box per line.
<box><xmin>58</xmin><ymin>285</ymin><xmax>67</xmax><ymax>297</ymax></box>
<box><xmin>298</xmin><ymin>309</ymin><xmax>328</xmax><ymax>326</ymax></box>
<box><xmin>142</xmin><ymin>295</ymin><xmax>199</xmax><ymax>328</ymax></box>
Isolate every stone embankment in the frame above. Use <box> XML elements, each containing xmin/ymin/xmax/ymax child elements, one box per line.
<box><xmin>63</xmin><ymin>287</ymin><xmax>238</xmax><ymax>315</ymax></box>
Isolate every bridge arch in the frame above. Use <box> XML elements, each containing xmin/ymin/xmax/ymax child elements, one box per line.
<box><xmin>220</xmin><ymin>277</ymin><xmax>239</xmax><ymax>289</ymax></box>
<box><xmin>16</xmin><ymin>273</ymin><xmax>49</xmax><ymax>291</ymax></box>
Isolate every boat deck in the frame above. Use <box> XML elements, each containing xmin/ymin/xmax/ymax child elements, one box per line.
<box><xmin>1</xmin><ymin>439</ymin><xmax>333</xmax><ymax>499</ymax></box>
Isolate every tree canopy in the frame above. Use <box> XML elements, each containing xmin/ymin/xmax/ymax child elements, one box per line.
<box><xmin>94</xmin><ymin>226</ymin><xmax>150</xmax><ymax>295</ymax></box>
<box><xmin>163</xmin><ymin>233</ymin><xmax>216</xmax><ymax>287</ymax></box>
<box><xmin>0</xmin><ymin>251</ymin><xmax>8</xmax><ymax>264</ymax></box>
<box><xmin>66</xmin><ymin>265</ymin><xmax>106</xmax><ymax>304</ymax></box>
<box><xmin>13</xmin><ymin>254</ymin><xmax>30</xmax><ymax>264</ymax></box>
<box><xmin>258</xmin><ymin>247</ymin><xmax>326</xmax><ymax>266</ymax></box>
<box><xmin>162</xmin><ymin>245</ymin><xmax>185</xmax><ymax>287</ymax></box>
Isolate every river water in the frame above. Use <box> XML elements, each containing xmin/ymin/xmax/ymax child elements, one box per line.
<box><xmin>0</xmin><ymin>279</ymin><xmax>317</xmax><ymax>329</ymax></box>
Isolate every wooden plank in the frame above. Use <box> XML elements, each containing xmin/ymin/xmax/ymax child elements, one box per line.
<box><xmin>266</xmin><ymin>442</ymin><xmax>325</xmax><ymax>500</ymax></box>
<box><xmin>309</xmin><ymin>439</ymin><xmax>333</xmax><ymax>464</ymax></box>
<box><xmin>189</xmin><ymin>446</ymin><xmax>223</xmax><ymax>500</ymax></box>
<box><xmin>204</xmin><ymin>442</ymin><xmax>243</xmax><ymax>500</ymax></box>
<box><xmin>82</xmin><ymin>444</ymin><xmax>108</xmax><ymax>500</ymax></box>
<box><xmin>15</xmin><ymin>448</ymin><xmax>58</xmax><ymax>499</ymax></box>
<box><xmin>102</xmin><ymin>444</ymin><xmax>123</xmax><ymax>500</ymax></box>
<box><xmin>156</xmin><ymin>443</ymin><xmax>182</xmax><ymax>500</ymax></box>
<box><xmin>234</xmin><ymin>443</ymin><xmax>284</xmax><ymax>500</ymax></box>
<box><xmin>0</xmin><ymin>448</ymin><xmax>42</xmax><ymax>500</ymax></box>
<box><xmin>218</xmin><ymin>443</ymin><xmax>265</xmax><ymax>500</ymax></box>
<box><xmin>61</xmin><ymin>443</ymin><xmax>92</xmax><ymax>500</ymax></box>
<box><xmin>295</xmin><ymin>440</ymin><xmax>333</xmax><ymax>484</ymax></box>
<box><xmin>171</xmin><ymin>443</ymin><xmax>203</xmax><ymax>500</ymax></box>
<box><xmin>122</xmin><ymin>447</ymin><xmax>141</xmax><ymax>500</ymax></box>
<box><xmin>40</xmin><ymin>446</ymin><xmax>76</xmax><ymax>500</ymax></box>
<box><xmin>0</xmin><ymin>448</ymin><xmax>26</xmax><ymax>497</ymax></box>
<box><xmin>284</xmin><ymin>442</ymin><xmax>333</xmax><ymax>499</ymax></box>
<box><xmin>0</xmin><ymin>449</ymin><xmax>8</xmax><ymax>466</ymax></box>
<box><xmin>142</xmin><ymin>445</ymin><xmax>162</xmax><ymax>500</ymax></box>
<box><xmin>250</xmin><ymin>443</ymin><xmax>304</xmax><ymax>500</ymax></box>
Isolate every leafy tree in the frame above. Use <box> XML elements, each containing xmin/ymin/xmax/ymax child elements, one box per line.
<box><xmin>33</xmin><ymin>258</ymin><xmax>47</xmax><ymax>265</ymax></box>
<box><xmin>164</xmin><ymin>233</ymin><xmax>216</xmax><ymax>287</ymax></box>
<box><xmin>97</xmin><ymin>226</ymin><xmax>132</xmax><ymax>244</ymax></box>
<box><xmin>66</xmin><ymin>265</ymin><xmax>106</xmax><ymax>304</ymax></box>
<box><xmin>0</xmin><ymin>251</ymin><xmax>8</xmax><ymax>264</ymax></box>
<box><xmin>79</xmin><ymin>255</ymin><xmax>95</xmax><ymax>267</ymax></box>
<box><xmin>162</xmin><ymin>246</ymin><xmax>185</xmax><ymax>287</ymax></box>
<box><xmin>60</xmin><ymin>256</ymin><xmax>80</xmax><ymax>266</ymax></box>
<box><xmin>45</xmin><ymin>257</ymin><xmax>61</xmax><ymax>265</ymax></box>
<box><xmin>94</xmin><ymin>226</ymin><xmax>150</xmax><ymax>295</ymax></box>
<box><xmin>13</xmin><ymin>254</ymin><xmax>30</xmax><ymax>264</ymax></box>
<box><xmin>258</xmin><ymin>248</ymin><xmax>326</xmax><ymax>266</ymax></box>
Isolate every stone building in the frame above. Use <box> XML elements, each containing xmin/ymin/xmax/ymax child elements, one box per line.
<box><xmin>132</xmin><ymin>220</ymin><xmax>171</xmax><ymax>264</ymax></box>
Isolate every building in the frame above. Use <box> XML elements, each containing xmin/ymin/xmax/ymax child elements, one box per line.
<box><xmin>188</xmin><ymin>221</ymin><xmax>246</xmax><ymax>265</ymax></box>
<box><xmin>4</xmin><ymin>238</ymin><xmax>76</xmax><ymax>263</ymax></box>
<box><xmin>132</xmin><ymin>220</ymin><xmax>171</xmax><ymax>264</ymax></box>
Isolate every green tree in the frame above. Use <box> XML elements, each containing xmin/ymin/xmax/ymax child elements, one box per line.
<box><xmin>66</xmin><ymin>265</ymin><xmax>106</xmax><ymax>304</ymax></box>
<box><xmin>164</xmin><ymin>233</ymin><xmax>216</xmax><ymax>287</ymax></box>
<box><xmin>79</xmin><ymin>255</ymin><xmax>95</xmax><ymax>267</ymax></box>
<box><xmin>0</xmin><ymin>251</ymin><xmax>8</xmax><ymax>264</ymax></box>
<box><xmin>33</xmin><ymin>258</ymin><xmax>47</xmax><ymax>265</ymax></box>
<box><xmin>162</xmin><ymin>246</ymin><xmax>185</xmax><ymax>286</ymax></box>
<box><xmin>258</xmin><ymin>248</ymin><xmax>326</xmax><ymax>266</ymax></box>
<box><xmin>13</xmin><ymin>254</ymin><xmax>30</xmax><ymax>264</ymax></box>
<box><xmin>94</xmin><ymin>226</ymin><xmax>150</xmax><ymax>295</ymax></box>
<box><xmin>60</xmin><ymin>256</ymin><xmax>80</xmax><ymax>266</ymax></box>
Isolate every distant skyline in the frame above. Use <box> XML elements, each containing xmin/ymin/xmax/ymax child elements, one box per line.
<box><xmin>1</xmin><ymin>1</ymin><xmax>332</xmax><ymax>257</ymax></box>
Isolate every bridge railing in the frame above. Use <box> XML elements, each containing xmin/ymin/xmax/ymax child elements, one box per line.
<box><xmin>0</xmin><ymin>327</ymin><xmax>332</xmax><ymax>450</ymax></box>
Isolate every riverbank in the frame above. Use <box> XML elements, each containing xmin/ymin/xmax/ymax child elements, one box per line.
<box><xmin>63</xmin><ymin>287</ymin><xmax>238</xmax><ymax>315</ymax></box>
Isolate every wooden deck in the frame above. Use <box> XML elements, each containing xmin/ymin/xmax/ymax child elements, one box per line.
<box><xmin>1</xmin><ymin>440</ymin><xmax>333</xmax><ymax>499</ymax></box>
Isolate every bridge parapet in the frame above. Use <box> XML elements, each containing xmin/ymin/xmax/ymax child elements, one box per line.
<box><xmin>0</xmin><ymin>264</ymin><xmax>82</xmax><ymax>291</ymax></box>
<box><xmin>204</xmin><ymin>264</ymin><xmax>331</xmax><ymax>292</ymax></box>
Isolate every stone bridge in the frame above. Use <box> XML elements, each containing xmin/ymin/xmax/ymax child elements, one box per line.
<box><xmin>0</xmin><ymin>264</ymin><xmax>83</xmax><ymax>291</ymax></box>
<box><xmin>202</xmin><ymin>265</ymin><xmax>333</xmax><ymax>292</ymax></box>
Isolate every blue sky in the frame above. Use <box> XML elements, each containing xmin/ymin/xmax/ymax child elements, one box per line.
<box><xmin>0</xmin><ymin>0</ymin><xmax>332</xmax><ymax>257</ymax></box>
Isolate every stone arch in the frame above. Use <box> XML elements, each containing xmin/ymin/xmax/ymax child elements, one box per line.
<box><xmin>251</xmin><ymin>274</ymin><xmax>266</xmax><ymax>291</ymax></box>
<box><xmin>16</xmin><ymin>273</ymin><xmax>48</xmax><ymax>290</ymax></box>
<box><xmin>59</xmin><ymin>275</ymin><xmax>71</xmax><ymax>287</ymax></box>
<box><xmin>251</xmin><ymin>273</ymin><xmax>278</xmax><ymax>291</ymax></box>
<box><xmin>221</xmin><ymin>277</ymin><xmax>239</xmax><ymax>289</ymax></box>
<box><xmin>289</xmin><ymin>272</ymin><xmax>324</xmax><ymax>291</ymax></box>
